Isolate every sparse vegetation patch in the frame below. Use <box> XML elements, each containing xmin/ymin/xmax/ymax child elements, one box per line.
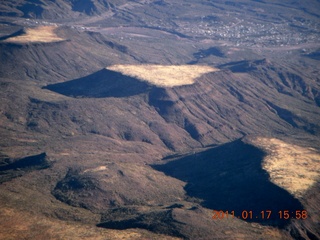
<box><xmin>254</xmin><ymin>138</ymin><xmax>320</xmax><ymax>198</ymax></box>
<box><xmin>106</xmin><ymin>65</ymin><xmax>219</xmax><ymax>87</ymax></box>
<box><xmin>3</xmin><ymin>26</ymin><xmax>65</xmax><ymax>43</ymax></box>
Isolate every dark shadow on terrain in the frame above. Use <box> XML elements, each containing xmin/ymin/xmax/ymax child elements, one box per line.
<box><xmin>189</xmin><ymin>47</ymin><xmax>225</xmax><ymax>64</ymax></box>
<box><xmin>17</xmin><ymin>3</ymin><xmax>44</xmax><ymax>18</ymax></box>
<box><xmin>97</xmin><ymin>208</ymin><xmax>186</xmax><ymax>239</ymax></box>
<box><xmin>152</xmin><ymin>139</ymin><xmax>304</xmax><ymax>228</ymax></box>
<box><xmin>218</xmin><ymin>59</ymin><xmax>267</xmax><ymax>72</ymax></box>
<box><xmin>148</xmin><ymin>88</ymin><xmax>176</xmax><ymax>118</ymax></box>
<box><xmin>0</xmin><ymin>152</ymin><xmax>48</xmax><ymax>171</ymax></box>
<box><xmin>71</xmin><ymin>0</ymin><xmax>97</xmax><ymax>15</ymax></box>
<box><xmin>0</xmin><ymin>152</ymin><xmax>50</xmax><ymax>184</ymax></box>
<box><xmin>304</xmin><ymin>49</ymin><xmax>320</xmax><ymax>60</ymax></box>
<box><xmin>44</xmin><ymin>69</ymin><xmax>152</xmax><ymax>98</ymax></box>
<box><xmin>0</xmin><ymin>28</ymin><xmax>25</xmax><ymax>41</ymax></box>
<box><xmin>266</xmin><ymin>101</ymin><xmax>299</xmax><ymax>128</ymax></box>
<box><xmin>0</xmin><ymin>29</ymin><xmax>25</xmax><ymax>41</ymax></box>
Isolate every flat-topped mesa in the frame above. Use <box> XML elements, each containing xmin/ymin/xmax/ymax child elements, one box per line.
<box><xmin>106</xmin><ymin>64</ymin><xmax>219</xmax><ymax>87</ymax></box>
<box><xmin>253</xmin><ymin>137</ymin><xmax>320</xmax><ymax>199</ymax></box>
<box><xmin>3</xmin><ymin>26</ymin><xmax>65</xmax><ymax>44</ymax></box>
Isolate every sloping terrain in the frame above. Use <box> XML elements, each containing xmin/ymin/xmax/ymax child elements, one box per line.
<box><xmin>0</xmin><ymin>0</ymin><xmax>125</xmax><ymax>19</ymax></box>
<box><xmin>1</xmin><ymin>0</ymin><xmax>320</xmax><ymax>239</ymax></box>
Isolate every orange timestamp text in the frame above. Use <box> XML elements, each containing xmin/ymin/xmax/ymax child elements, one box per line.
<box><xmin>212</xmin><ymin>210</ymin><xmax>308</xmax><ymax>220</ymax></box>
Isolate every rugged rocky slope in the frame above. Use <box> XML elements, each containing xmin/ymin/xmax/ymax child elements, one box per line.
<box><xmin>0</xmin><ymin>0</ymin><xmax>126</xmax><ymax>19</ymax></box>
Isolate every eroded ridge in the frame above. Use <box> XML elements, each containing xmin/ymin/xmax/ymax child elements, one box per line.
<box><xmin>106</xmin><ymin>64</ymin><xmax>219</xmax><ymax>87</ymax></box>
<box><xmin>254</xmin><ymin>137</ymin><xmax>320</xmax><ymax>198</ymax></box>
<box><xmin>3</xmin><ymin>26</ymin><xmax>65</xmax><ymax>43</ymax></box>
